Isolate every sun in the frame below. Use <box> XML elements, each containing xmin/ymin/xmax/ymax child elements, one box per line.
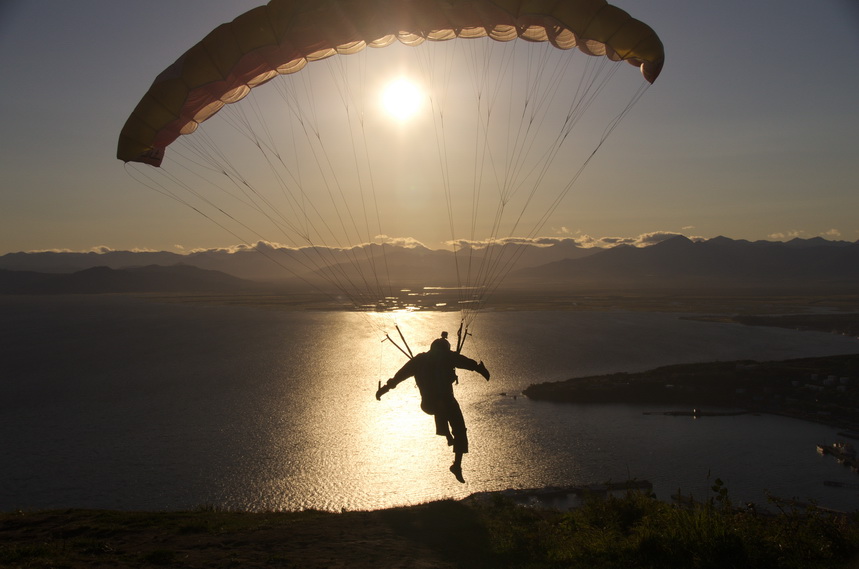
<box><xmin>380</xmin><ymin>78</ymin><xmax>423</xmax><ymax>121</ymax></box>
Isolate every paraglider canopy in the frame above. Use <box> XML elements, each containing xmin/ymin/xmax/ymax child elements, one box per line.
<box><xmin>117</xmin><ymin>0</ymin><xmax>663</xmax><ymax>167</ymax></box>
<box><xmin>117</xmin><ymin>0</ymin><xmax>665</xmax><ymax>348</ymax></box>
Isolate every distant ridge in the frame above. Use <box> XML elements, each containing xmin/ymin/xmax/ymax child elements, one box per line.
<box><xmin>0</xmin><ymin>250</ymin><xmax>185</xmax><ymax>274</ymax></box>
<box><xmin>509</xmin><ymin>235</ymin><xmax>859</xmax><ymax>291</ymax></box>
<box><xmin>2</xmin><ymin>237</ymin><xmax>858</xmax><ymax>294</ymax></box>
<box><xmin>0</xmin><ymin>241</ymin><xmax>596</xmax><ymax>283</ymax></box>
<box><xmin>0</xmin><ymin>265</ymin><xmax>253</xmax><ymax>294</ymax></box>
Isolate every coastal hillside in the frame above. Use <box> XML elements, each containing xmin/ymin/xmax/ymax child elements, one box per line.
<box><xmin>524</xmin><ymin>353</ymin><xmax>859</xmax><ymax>430</ymax></box>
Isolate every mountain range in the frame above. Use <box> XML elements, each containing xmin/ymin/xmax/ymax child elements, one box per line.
<box><xmin>1</xmin><ymin>236</ymin><xmax>857</xmax><ymax>295</ymax></box>
<box><xmin>509</xmin><ymin>235</ymin><xmax>859</xmax><ymax>291</ymax></box>
<box><xmin>0</xmin><ymin>239</ymin><xmax>594</xmax><ymax>281</ymax></box>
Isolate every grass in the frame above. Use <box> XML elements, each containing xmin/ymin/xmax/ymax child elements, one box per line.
<box><xmin>471</xmin><ymin>482</ymin><xmax>859</xmax><ymax>568</ymax></box>
<box><xmin>2</xmin><ymin>486</ymin><xmax>859</xmax><ymax>568</ymax></box>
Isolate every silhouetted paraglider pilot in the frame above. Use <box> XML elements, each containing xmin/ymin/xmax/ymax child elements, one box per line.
<box><xmin>376</xmin><ymin>332</ymin><xmax>490</xmax><ymax>483</ymax></box>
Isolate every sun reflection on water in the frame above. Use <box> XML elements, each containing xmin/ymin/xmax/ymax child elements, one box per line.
<box><xmin>225</xmin><ymin>309</ymin><xmax>594</xmax><ymax>511</ymax></box>
<box><xmin>256</xmin><ymin>311</ymin><xmax>483</xmax><ymax>510</ymax></box>
<box><xmin>351</xmin><ymin>312</ymin><xmax>479</xmax><ymax>502</ymax></box>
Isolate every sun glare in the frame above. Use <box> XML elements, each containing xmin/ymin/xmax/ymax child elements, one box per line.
<box><xmin>380</xmin><ymin>78</ymin><xmax>423</xmax><ymax>121</ymax></box>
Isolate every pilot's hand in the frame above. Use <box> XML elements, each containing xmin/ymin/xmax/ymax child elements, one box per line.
<box><xmin>375</xmin><ymin>380</ymin><xmax>392</xmax><ymax>400</ymax></box>
<box><xmin>475</xmin><ymin>361</ymin><xmax>490</xmax><ymax>381</ymax></box>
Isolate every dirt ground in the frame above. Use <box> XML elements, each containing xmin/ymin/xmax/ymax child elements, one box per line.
<box><xmin>0</xmin><ymin>500</ymin><xmax>496</xmax><ymax>569</ymax></box>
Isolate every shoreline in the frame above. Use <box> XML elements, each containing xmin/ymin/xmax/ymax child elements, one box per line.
<box><xmin>85</xmin><ymin>290</ymin><xmax>859</xmax><ymax>317</ymax></box>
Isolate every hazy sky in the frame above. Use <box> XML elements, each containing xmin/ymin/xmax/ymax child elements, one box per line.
<box><xmin>1</xmin><ymin>0</ymin><xmax>858</xmax><ymax>254</ymax></box>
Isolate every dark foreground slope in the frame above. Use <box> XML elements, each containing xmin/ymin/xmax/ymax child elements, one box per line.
<box><xmin>3</xmin><ymin>491</ymin><xmax>859</xmax><ymax>569</ymax></box>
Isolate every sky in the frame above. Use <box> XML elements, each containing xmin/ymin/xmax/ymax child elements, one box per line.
<box><xmin>1</xmin><ymin>0</ymin><xmax>858</xmax><ymax>255</ymax></box>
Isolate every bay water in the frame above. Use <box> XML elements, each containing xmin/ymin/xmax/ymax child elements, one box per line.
<box><xmin>2</xmin><ymin>295</ymin><xmax>859</xmax><ymax>512</ymax></box>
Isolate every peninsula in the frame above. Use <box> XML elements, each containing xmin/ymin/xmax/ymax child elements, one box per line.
<box><xmin>524</xmin><ymin>353</ymin><xmax>859</xmax><ymax>431</ymax></box>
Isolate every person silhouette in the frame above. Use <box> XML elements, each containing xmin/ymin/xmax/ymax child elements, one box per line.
<box><xmin>376</xmin><ymin>332</ymin><xmax>490</xmax><ymax>482</ymax></box>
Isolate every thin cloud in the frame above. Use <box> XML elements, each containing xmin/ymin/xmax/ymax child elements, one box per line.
<box><xmin>186</xmin><ymin>238</ymin><xmax>427</xmax><ymax>256</ymax></box>
<box><xmin>595</xmin><ymin>236</ymin><xmax>633</xmax><ymax>247</ymax></box>
<box><xmin>447</xmin><ymin>236</ymin><xmax>588</xmax><ymax>249</ymax></box>
<box><xmin>634</xmin><ymin>231</ymin><xmax>686</xmax><ymax>246</ymax></box>
<box><xmin>375</xmin><ymin>235</ymin><xmax>427</xmax><ymax>249</ymax></box>
<box><xmin>24</xmin><ymin>248</ymin><xmax>76</xmax><ymax>254</ymax></box>
<box><xmin>23</xmin><ymin>231</ymin><xmax>715</xmax><ymax>258</ymax></box>
<box><xmin>768</xmin><ymin>230</ymin><xmax>805</xmax><ymax>240</ymax></box>
<box><xmin>21</xmin><ymin>245</ymin><xmax>163</xmax><ymax>254</ymax></box>
<box><xmin>446</xmin><ymin>231</ymin><xmax>704</xmax><ymax>250</ymax></box>
<box><xmin>188</xmin><ymin>241</ymin><xmax>299</xmax><ymax>255</ymax></box>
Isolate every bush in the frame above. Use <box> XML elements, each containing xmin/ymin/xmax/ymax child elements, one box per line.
<box><xmin>471</xmin><ymin>484</ymin><xmax>859</xmax><ymax>569</ymax></box>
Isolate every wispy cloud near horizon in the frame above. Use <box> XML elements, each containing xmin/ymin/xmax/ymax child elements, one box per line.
<box><xmin>15</xmin><ymin>227</ymin><xmax>850</xmax><ymax>257</ymax></box>
<box><xmin>768</xmin><ymin>229</ymin><xmax>846</xmax><ymax>241</ymax></box>
<box><xmin>15</xmin><ymin>228</ymin><xmax>856</xmax><ymax>256</ymax></box>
